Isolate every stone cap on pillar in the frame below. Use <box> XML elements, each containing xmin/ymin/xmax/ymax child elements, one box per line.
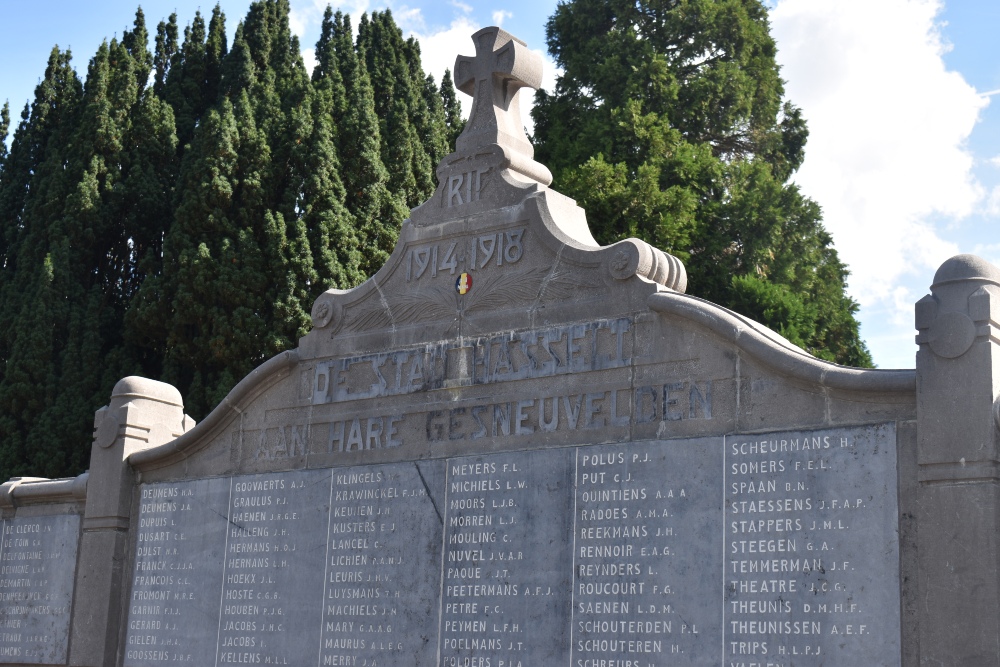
<box><xmin>931</xmin><ymin>253</ymin><xmax>1000</xmax><ymax>288</ymax></box>
<box><xmin>93</xmin><ymin>376</ymin><xmax>195</xmax><ymax>458</ymax></box>
<box><xmin>916</xmin><ymin>253</ymin><xmax>1000</xmax><ymax>479</ymax></box>
<box><xmin>916</xmin><ymin>254</ymin><xmax>1000</xmax><ymax>360</ymax></box>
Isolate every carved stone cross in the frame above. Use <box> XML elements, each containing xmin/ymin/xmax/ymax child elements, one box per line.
<box><xmin>454</xmin><ymin>27</ymin><xmax>542</xmax><ymax>164</ymax></box>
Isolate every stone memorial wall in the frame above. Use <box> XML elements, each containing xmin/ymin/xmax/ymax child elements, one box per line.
<box><xmin>119</xmin><ymin>424</ymin><xmax>898</xmax><ymax>667</ymax></box>
<box><xmin>4</xmin><ymin>23</ymin><xmax>1000</xmax><ymax>667</ymax></box>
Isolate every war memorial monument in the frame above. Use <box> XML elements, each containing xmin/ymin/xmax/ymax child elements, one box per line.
<box><xmin>0</xmin><ymin>26</ymin><xmax>995</xmax><ymax>667</ymax></box>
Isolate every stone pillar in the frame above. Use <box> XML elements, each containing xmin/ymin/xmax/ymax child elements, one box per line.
<box><xmin>69</xmin><ymin>377</ymin><xmax>193</xmax><ymax>667</ymax></box>
<box><xmin>915</xmin><ymin>254</ymin><xmax>1000</xmax><ymax>665</ymax></box>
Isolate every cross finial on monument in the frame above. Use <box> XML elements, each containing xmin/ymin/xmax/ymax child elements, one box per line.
<box><xmin>454</xmin><ymin>27</ymin><xmax>549</xmax><ymax>183</ymax></box>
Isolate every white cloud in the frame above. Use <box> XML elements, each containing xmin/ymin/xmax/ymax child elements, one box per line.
<box><xmin>393</xmin><ymin>6</ymin><xmax>425</xmax><ymax>33</ymax></box>
<box><xmin>492</xmin><ymin>10</ymin><xmax>512</xmax><ymax>27</ymax></box>
<box><xmin>973</xmin><ymin>241</ymin><xmax>1000</xmax><ymax>267</ymax></box>
<box><xmin>288</xmin><ymin>0</ymin><xmax>372</xmax><ymax>38</ymax></box>
<box><xmin>288</xmin><ymin>0</ymin><xmax>327</xmax><ymax>38</ymax></box>
<box><xmin>408</xmin><ymin>16</ymin><xmax>481</xmax><ymax>98</ymax></box>
<box><xmin>770</xmin><ymin>0</ymin><xmax>985</xmax><ymax>311</ymax></box>
<box><xmin>987</xmin><ymin>185</ymin><xmax>1000</xmax><ymax>216</ymax></box>
<box><xmin>301</xmin><ymin>47</ymin><xmax>318</xmax><ymax>76</ymax></box>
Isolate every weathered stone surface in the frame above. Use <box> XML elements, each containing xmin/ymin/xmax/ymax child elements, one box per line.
<box><xmin>724</xmin><ymin>424</ymin><xmax>900</xmax><ymax>664</ymax></box>
<box><xmin>0</xmin><ymin>515</ymin><xmax>79</xmax><ymax>664</ymax></box>
<box><xmin>119</xmin><ymin>425</ymin><xmax>898</xmax><ymax>665</ymax></box>
<box><xmin>915</xmin><ymin>253</ymin><xmax>1000</xmax><ymax>665</ymax></box>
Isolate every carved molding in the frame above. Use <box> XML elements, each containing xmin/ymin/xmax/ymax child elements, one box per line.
<box><xmin>342</xmin><ymin>266</ymin><xmax>605</xmax><ymax>334</ymax></box>
<box><xmin>648</xmin><ymin>291</ymin><xmax>915</xmax><ymax>394</ymax></box>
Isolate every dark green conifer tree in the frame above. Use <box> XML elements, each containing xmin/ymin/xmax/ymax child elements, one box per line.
<box><xmin>299</xmin><ymin>99</ymin><xmax>364</xmax><ymax>292</ymax></box>
<box><xmin>405</xmin><ymin>37</ymin><xmax>449</xmax><ymax>173</ymax></box>
<box><xmin>163</xmin><ymin>8</ymin><xmax>227</xmax><ymax>151</ymax></box>
<box><xmin>0</xmin><ymin>103</ymin><xmax>34</xmax><ymax>315</ymax></box>
<box><xmin>205</xmin><ymin>7</ymin><xmax>228</xmax><ymax>106</ymax></box>
<box><xmin>0</xmin><ymin>47</ymin><xmax>84</xmax><ymax>477</ymax></box>
<box><xmin>330</xmin><ymin>11</ymin><xmax>356</xmax><ymax>86</ymax></box>
<box><xmin>533</xmin><ymin>0</ymin><xmax>871</xmax><ymax>365</ymax></box>
<box><xmin>313</xmin><ymin>7</ymin><xmax>349</xmax><ymax>124</ymax></box>
<box><xmin>440</xmin><ymin>68</ymin><xmax>464</xmax><ymax>149</ymax></box>
<box><xmin>338</xmin><ymin>40</ymin><xmax>407</xmax><ymax>276</ymax></box>
<box><xmin>132</xmin><ymin>0</ymin><xmax>323</xmax><ymax>418</ymax></box>
<box><xmin>153</xmin><ymin>13</ymin><xmax>179</xmax><ymax>95</ymax></box>
<box><xmin>122</xmin><ymin>7</ymin><xmax>153</xmax><ymax>90</ymax></box>
<box><xmin>420</xmin><ymin>73</ymin><xmax>451</xmax><ymax>164</ymax></box>
<box><xmin>0</xmin><ymin>102</ymin><xmax>9</xmax><ymax>172</ymax></box>
<box><xmin>30</xmin><ymin>27</ymin><xmax>165</xmax><ymax>474</ymax></box>
<box><xmin>356</xmin><ymin>11</ymin><xmax>440</xmax><ymax>208</ymax></box>
<box><xmin>310</xmin><ymin>7</ymin><xmax>364</xmax><ymax>290</ymax></box>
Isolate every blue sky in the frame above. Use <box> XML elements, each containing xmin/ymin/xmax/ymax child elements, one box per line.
<box><xmin>1</xmin><ymin>0</ymin><xmax>996</xmax><ymax>369</ymax></box>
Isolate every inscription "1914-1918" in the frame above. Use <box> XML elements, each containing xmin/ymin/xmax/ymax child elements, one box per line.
<box><xmin>406</xmin><ymin>228</ymin><xmax>524</xmax><ymax>283</ymax></box>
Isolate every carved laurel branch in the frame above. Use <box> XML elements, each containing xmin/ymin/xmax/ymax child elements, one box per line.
<box><xmin>342</xmin><ymin>266</ymin><xmax>604</xmax><ymax>334</ymax></box>
<box><xmin>345</xmin><ymin>284</ymin><xmax>457</xmax><ymax>333</ymax></box>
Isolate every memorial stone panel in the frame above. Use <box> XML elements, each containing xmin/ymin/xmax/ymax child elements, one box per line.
<box><xmin>0</xmin><ymin>515</ymin><xmax>79</xmax><ymax>665</ymax></box>
<box><xmin>724</xmin><ymin>423</ymin><xmax>899</xmax><ymax>664</ymax></box>
<box><xmin>123</xmin><ymin>424</ymin><xmax>899</xmax><ymax>666</ymax></box>
<box><xmin>440</xmin><ymin>449</ymin><xmax>575</xmax><ymax>666</ymax></box>
<box><xmin>572</xmin><ymin>438</ymin><xmax>723</xmax><ymax>666</ymax></box>
<box><xmin>319</xmin><ymin>461</ymin><xmax>444</xmax><ymax>667</ymax></box>
<box><xmin>125</xmin><ymin>463</ymin><xmax>446</xmax><ymax>667</ymax></box>
<box><xmin>125</xmin><ymin>477</ymin><xmax>230</xmax><ymax>666</ymax></box>
<box><xmin>216</xmin><ymin>469</ymin><xmax>329</xmax><ymax>665</ymax></box>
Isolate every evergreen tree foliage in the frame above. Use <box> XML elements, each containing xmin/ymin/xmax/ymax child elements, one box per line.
<box><xmin>151</xmin><ymin>97</ymin><xmax>269</xmax><ymax>414</ymax></box>
<box><xmin>122</xmin><ymin>8</ymin><xmax>153</xmax><ymax>91</ymax></box>
<box><xmin>0</xmin><ymin>102</ymin><xmax>9</xmax><ymax>169</ymax></box>
<box><xmin>0</xmin><ymin>47</ymin><xmax>86</xmax><ymax>477</ymax></box>
<box><xmin>533</xmin><ymin>0</ymin><xmax>871</xmax><ymax>366</ymax></box>
<box><xmin>134</xmin><ymin>0</ymin><xmax>315</xmax><ymax>418</ymax></box>
<box><xmin>439</xmin><ymin>69</ymin><xmax>465</xmax><ymax>149</ymax></box>
<box><xmin>420</xmin><ymin>73</ymin><xmax>450</xmax><ymax>167</ymax></box>
<box><xmin>403</xmin><ymin>37</ymin><xmax>452</xmax><ymax>170</ymax></box>
<box><xmin>337</xmin><ymin>43</ymin><xmax>407</xmax><ymax>276</ymax></box>
<box><xmin>313</xmin><ymin>9</ymin><xmax>405</xmax><ymax>276</ymax></box>
<box><xmin>0</xmin><ymin>1</ymin><xmax>454</xmax><ymax>479</ymax></box>
<box><xmin>153</xmin><ymin>14</ymin><xmax>179</xmax><ymax>96</ymax></box>
<box><xmin>162</xmin><ymin>8</ymin><xmax>228</xmax><ymax>151</ymax></box>
<box><xmin>312</xmin><ymin>7</ymin><xmax>348</xmax><ymax>121</ymax></box>
<box><xmin>356</xmin><ymin>11</ymin><xmax>439</xmax><ymax>209</ymax></box>
<box><xmin>310</xmin><ymin>8</ymin><xmax>364</xmax><ymax>290</ymax></box>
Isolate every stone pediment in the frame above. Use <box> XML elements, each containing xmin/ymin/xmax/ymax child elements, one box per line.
<box><xmin>301</xmin><ymin>26</ymin><xmax>685</xmax><ymax>360</ymax></box>
<box><xmin>302</xmin><ymin>174</ymin><xmax>686</xmax><ymax>359</ymax></box>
